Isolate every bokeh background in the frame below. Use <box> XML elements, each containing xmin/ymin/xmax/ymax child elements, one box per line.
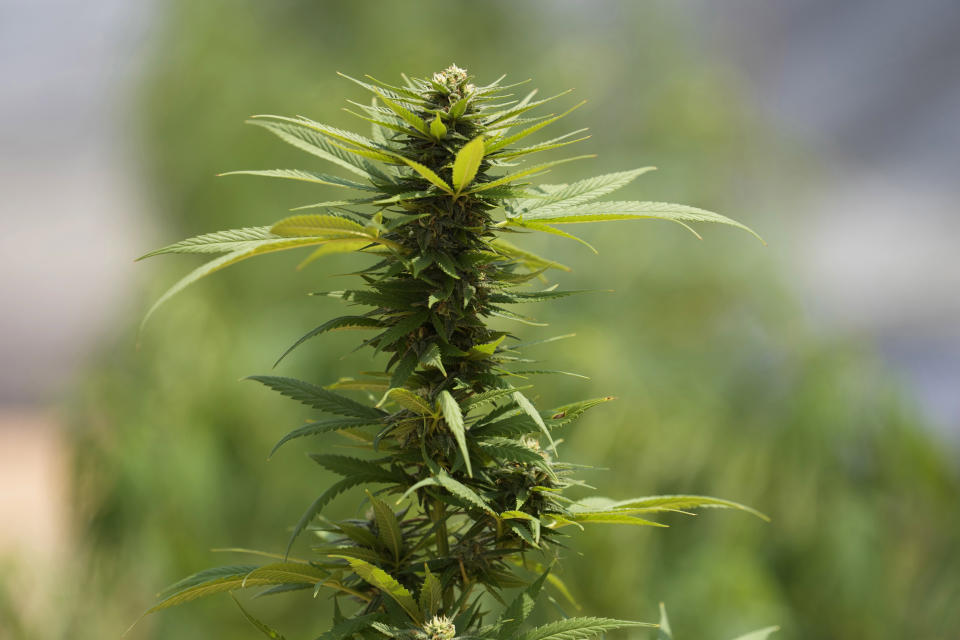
<box><xmin>2</xmin><ymin>1</ymin><xmax>959</xmax><ymax>639</ymax></box>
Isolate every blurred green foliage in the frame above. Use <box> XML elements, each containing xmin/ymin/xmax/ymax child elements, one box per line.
<box><xmin>11</xmin><ymin>1</ymin><xmax>956</xmax><ymax>639</ymax></box>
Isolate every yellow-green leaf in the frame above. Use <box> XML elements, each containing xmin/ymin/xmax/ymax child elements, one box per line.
<box><xmin>331</xmin><ymin>556</ymin><xmax>421</xmax><ymax>624</ymax></box>
<box><xmin>452</xmin><ymin>136</ymin><xmax>485</xmax><ymax>194</ymax></box>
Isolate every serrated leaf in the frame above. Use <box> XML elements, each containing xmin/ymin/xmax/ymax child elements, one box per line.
<box><xmin>366</xmin><ymin>491</ymin><xmax>403</xmax><ymax>561</ymax></box>
<box><xmin>519</xmin><ymin>616</ymin><xmax>655</xmax><ymax>640</ymax></box>
<box><xmin>489</xmin><ymin>238</ymin><xmax>570</xmax><ymax>272</ymax></box>
<box><xmin>429</xmin><ymin>113</ymin><xmax>447</xmax><ymax>140</ymax></box>
<box><xmin>433</xmin><ymin>470</ymin><xmax>493</xmax><ymax>514</ymax></box>
<box><xmin>419</xmin><ymin>566</ymin><xmax>443</xmax><ymax>617</ymax></box>
<box><xmin>506</xmin><ymin>220</ymin><xmax>597</xmax><ymax>253</ymax></box>
<box><xmin>371</xmin><ymin>90</ymin><xmax>430</xmax><ymax>135</ymax></box>
<box><xmin>496</xmin><ymin>569</ymin><xmax>549</xmax><ymax>639</ymax></box>
<box><xmin>137</xmin><ymin>227</ymin><xmax>274</xmax><ymax>259</ymax></box>
<box><xmin>231</xmin><ymin>594</ymin><xmax>287</xmax><ymax>640</ymax></box>
<box><xmin>247</xmin><ymin>376</ymin><xmax>384</xmax><ymax>419</ymax></box>
<box><xmin>438</xmin><ymin>390</ymin><xmax>472</xmax><ymax>477</ymax></box>
<box><xmin>383</xmin><ymin>388</ymin><xmax>434</xmax><ymax>416</ymax></box>
<box><xmin>468</xmin><ymin>335</ymin><xmax>506</xmax><ymax>359</ymax></box>
<box><xmin>396</xmin><ymin>156</ymin><xmax>453</xmax><ymax>194</ymax></box>
<box><xmin>147</xmin><ymin>566</ymin><xmax>261</xmax><ymax>613</ymax></box>
<box><xmin>269</xmin><ymin>417</ymin><xmax>379</xmax><ymax>458</ymax></box>
<box><xmin>332</xmin><ymin>556</ymin><xmax>421</xmax><ymax>624</ymax></box>
<box><xmin>521</xmin><ymin>200</ymin><xmax>764</xmax><ymax>242</ymax></box>
<box><xmin>500</xmin><ymin>510</ymin><xmax>541</xmax><ymax>545</ymax></box>
<box><xmin>142</xmin><ymin>238</ymin><xmax>345</xmax><ymax>328</ymax></box>
<box><xmin>564</xmin><ymin>512</ymin><xmax>668</xmax><ymax>528</ymax></box>
<box><xmin>156</xmin><ymin>565</ymin><xmax>260</xmax><ymax>601</ymax></box>
<box><xmin>418</xmin><ymin>343</ymin><xmax>446</xmax><ymax>376</ymax></box>
<box><xmin>275</xmin><ymin>316</ymin><xmax>382</xmax><ymax>367</ymax></box>
<box><xmin>316</xmin><ymin>614</ymin><xmax>383</xmax><ymax>640</ymax></box>
<box><xmin>485</xmin><ymin>100</ymin><xmax>586</xmax><ymax>153</ymax></box>
<box><xmin>220</xmin><ymin>168</ymin><xmax>377</xmax><ymax>191</ymax></box>
<box><xmin>270</xmin><ymin>214</ymin><xmax>369</xmax><ymax>237</ymax></box>
<box><xmin>452</xmin><ymin>136</ymin><xmax>485</xmax><ymax>194</ymax></box>
<box><xmin>285</xmin><ymin>476</ymin><xmax>368</xmax><ymax>558</ymax></box>
<box><xmin>512</xmin><ymin>391</ymin><xmax>556</xmax><ymax>454</ymax></box>
<box><xmin>242</xmin><ymin>563</ymin><xmax>329</xmax><ymax>588</ymax></box>
<box><xmin>514</xmin><ymin>168</ymin><xmax>655</xmax><ymax>214</ymax></box>
<box><xmin>297</xmin><ymin>239</ymin><xmax>377</xmax><ymax>269</ymax></box>
<box><xmin>588</xmin><ymin>494</ymin><xmax>769</xmax><ymax>522</ymax></box>
<box><xmin>246</xmin><ymin>117</ymin><xmax>385</xmax><ymax>180</ymax></box>
<box><xmin>469</xmin><ymin>155</ymin><xmax>595</xmax><ymax>194</ymax></box>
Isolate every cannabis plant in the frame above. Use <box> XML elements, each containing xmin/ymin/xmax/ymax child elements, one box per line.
<box><xmin>137</xmin><ymin>66</ymin><xmax>766</xmax><ymax>639</ymax></box>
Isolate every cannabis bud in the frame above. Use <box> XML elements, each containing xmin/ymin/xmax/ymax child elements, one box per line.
<box><xmin>419</xmin><ymin>615</ymin><xmax>457</xmax><ymax>640</ymax></box>
<box><xmin>432</xmin><ymin>63</ymin><xmax>473</xmax><ymax>99</ymax></box>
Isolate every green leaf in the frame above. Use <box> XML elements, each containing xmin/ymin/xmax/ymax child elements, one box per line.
<box><xmin>269</xmin><ymin>214</ymin><xmax>370</xmax><ymax>237</ymax></box>
<box><xmin>309</xmin><ymin>454</ymin><xmax>395</xmax><ymax>481</ymax></box>
<box><xmin>469</xmin><ymin>155</ymin><xmax>595</xmax><ymax>194</ymax></box>
<box><xmin>246</xmin><ymin>117</ymin><xmax>384</xmax><ymax>180</ymax></box>
<box><xmin>375</xmin><ymin>310</ymin><xmax>430</xmax><ymax>348</ymax></box>
<box><xmin>147</xmin><ymin>566</ymin><xmax>260</xmax><ymax>613</ymax></box>
<box><xmin>433</xmin><ymin>470</ymin><xmax>493</xmax><ymax>514</ymax></box>
<box><xmin>396</xmin><ymin>156</ymin><xmax>453</xmax><ymax>194</ymax></box>
<box><xmin>371</xmin><ymin>90</ymin><xmax>430</xmax><ymax>135</ymax></box>
<box><xmin>315</xmin><ymin>615</ymin><xmax>383</xmax><ymax>640</ymax></box>
<box><xmin>157</xmin><ymin>564</ymin><xmax>259</xmax><ymax>600</ymax></box>
<box><xmin>489</xmin><ymin>238</ymin><xmax>570</xmax><ymax>272</ymax></box>
<box><xmin>418</xmin><ymin>566</ymin><xmax>443</xmax><ymax>617</ymax></box>
<box><xmin>269</xmin><ymin>417</ymin><xmax>379</xmax><ymax>458</ymax></box>
<box><xmin>500</xmin><ymin>510</ymin><xmax>541</xmax><ymax>545</ymax></box>
<box><xmin>485</xmin><ymin>100</ymin><xmax>586</xmax><ymax>153</ymax></box>
<box><xmin>468</xmin><ymin>335</ymin><xmax>506</xmax><ymax>359</ymax></box>
<box><xmin>729</xmin><ymin>627</ymin><xmax>780</xmax><ymax>640</ymax></box>
<box><xmin>563</xmin><ymin>511</ymin><xmax>668</xmax><ymax>528</ymax></box>
<box><xmin>231</xmin><ymin>594</ymin><xmax>287</xmax><ymax>640</ymax></box>
<box><xmin>298</xmin><ymin>239</ymin><xmax>381</xmax><ymax>269</ymax></box>
<box><xmin>275</xmin><ymin>316</ymin><xmax>382</xmax><ymax>367</ymax></box>
<box><xmin>137</xmin><ymin>227</ymin><xmax>274</xmax><ymax>259</ymax></box>
<box><xmin>519</xmin><ymin>200</ymin><xmax>764</xmax><ymax>242</ymax></box>
<box><xmin>506</xmin><ymin>220</ymin><xmax>597</xmax><ymax>253</ymax></box>
<box><xmin>142</xmin><ymin>238</ymin><xmax>342</xmax><ymax>328</ymax></box>
<box><xmin>429</xmin><ymin>112</ymin><xmax>447</xmax><ymax>140</ymax></box>
<box><xmin>452</xmin><ymin>136</ymin><xmax>485</xmax><ymax>194</ymax></box>
<box><xmin>519</xmin><ymin>617</ymin><xmax>655</xmax><ymax>640</ymax></box>
<box><xmin>418</xmin><ymin>343</ymin><xmax>447</xmax><ymax>376</ymax></box>
<box><xmin>331</xmin><ymin>556</ymin><xmax>422</xmax><ymax>624</ymax></box>
<box><xmin>366</xmin><ymin>491</ymin><xmax>403</xmax><ymax>562</ymax></box>
<box><xmin>220</xmin><ymin>168</ymin><xmax>377</xmax><ymax>191</ymax></box>
<box><xmin>247</xmin><ymin>376</ymin><xmax>384</xmax><ymax>419</ymax></box>
<box><xmin>242</xmin><ymin>563</ymin><xmax>329</xmax><ymax>588</ymax></box>
<box><xmin>285</xmin><ymin>476</ymin><xmax>367</xmax><ymax>558</ymax></box>
<box><xmin>249</xmin><ymin>115</ymin><xmax>392</xmax><ymax>158</ymax></box>
<box><xmin>382</xmin><ymin>388</ymin><xmax>434</xmax><ymax>416</ymax></box>
<box><xmin>438</xmin><ymin>390</ymin><xmax>472</xmax><ymax>477</ymax></box>
<box><xmin>585</xmin><ymin>495</ymin><xmax>769</xmax><ymax>522</ymax></box>
<box><xmin>513</xmin><ymin>168</ymin><xmax>656</xmax><ymax>214</ymax></box>
<box><xmin>512</xmin><ymin>391</ymin><xmax>556</xmax><ymax>453</ymax></box>
<box><xmin>497</xmin><ymin>569</ymin><xmax>549</xmax><ymax>639</ymax></box>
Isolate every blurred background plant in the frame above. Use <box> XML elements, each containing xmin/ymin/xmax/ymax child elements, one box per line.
<box><xmin>1</xmin><ymin>1</ymin><xmax>958</xmax><ymax>639</ymax></box>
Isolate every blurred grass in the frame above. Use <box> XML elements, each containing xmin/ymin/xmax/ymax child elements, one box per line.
<box><xmin>9</xmin><ymin>1</ymin><xmax>957</xmax><ymax>639</ymax></box>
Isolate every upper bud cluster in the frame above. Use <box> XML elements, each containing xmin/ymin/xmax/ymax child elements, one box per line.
<box><xmin>433</xmin><ymin>64</ymin><xmax>475</xmax><ymax>100</ymax></box>
<box><xmin>419</xmin><ymin>615</ymin><xmax>457</xmax><ymax>640</ymax></box>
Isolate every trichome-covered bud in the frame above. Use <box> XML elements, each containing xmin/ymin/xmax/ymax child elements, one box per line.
<box><xmin>419</xmin><ymin>615</ymin><xmax>457</xmax><ymax>640</ymax></box>
<box><xmin>433</xmin><ymin>63</ymin><xmax>471</xmax><ymax>96</ymax></box>
<box><xmin>522</xmin><ymin>435</ymin><xmax>550</xmax><ymax>461</ymax></box>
